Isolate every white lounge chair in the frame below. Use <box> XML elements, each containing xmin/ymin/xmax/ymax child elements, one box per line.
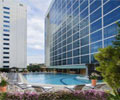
<box><xmin>65</xmin><ymin>85</ymin><xmax>76</xmax><ymax>92</ymax></box>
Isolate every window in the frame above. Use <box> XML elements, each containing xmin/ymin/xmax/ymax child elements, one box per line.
<box><xmin>3</xmin><ymin>25</ymin><xmax>10</xmax><ymax>27</ymax></box>
<box><xmin>67</xmin><ymin>29</ymin><xmax>72</xmax><ymax>37</ymax></box>
<box><xmin>80</xmin><ymin>26</ymin><xmax>89</xmax><ymax>38</ymax></box>
<box><xmin>104</xmin><ymin>24</ymin><xmax>118</xmax><ymax>38</ymax></box>
<box><xmin>3</xmin><ymin>38</ymin><xmax>9</xmax><ymax>41</ymax></box>
<box><xmin>67</xmin><ymin>51</ymin><xmax>72</xmax><ymax>57</ymax></box>
<box><xmin>3</xmin><ymin>34</ymin><xmax>9</xmax><ymax>36</ymax></box>
<box><xmin>73</xmin><ymin>8</ymin><xmax>79</xmax><ymax>17</ymax></box>
<box><xmin>80</xmin><ymin>8</ymin><xmax>88</xmax><ymax>20</ymax></box>
<box><xmin>104</xmin><ymin>7</ymin><xmax>120</xmax><ymax>26</ymax></box>
<box><xmin>90</xmin><ymin>30</ymin><xmax>102</xmax><ymax>43</ymax></box>
<box><xmin>67</xmin><ymin>44</ymin><xmax>72</xmax><ymax>51</ymax></box>
<box><xmin>3</xmin><ymin>43</ymin><xmax>9</xmax><ymax>45</ymax></box>
<box><xmin>3</xmin><ymin>61</ymin><xmax>9</xmax><ymax>63</ymax></box>
<box><xmin>73</xmin><ymin>32</ymin><xmax>79</xmax><ymax>41</ymax></box>
<box><xmin>67</xmin><ymin>36</ymin><xmax>72</xmax><ymax>44</ymax></box>
<box><xmin>67</xmin><ymin>59</ymin><xmax>72</xmax><ymax>64</ymax></box>
<box><xmin>3</xmin><ymin>20</ymin><xmax>10</xmax><ymax>23</ymax></box>
<box><xmin>73</xmin><ymin>57</ymin><xmax>80</xmax><ymax>64</ymax></box>
<box><xmin>3</xmin><ymin>7</ymin><xmax>10</xmax><ymax>10</ymax></box>
<box><xmin>91</xmin><ymin>54</ymin><xmax>97</xmax><ymax>63</ymax></box>
<box><xmin>73</xmin><ymin>24</ymin><xmax>79</xmax><ymax>33</ymax></box>
<box><xmin>90</xmin><ymin>19</ymin><xmax>102</xmax><ymax>33</ymax></box>
<box><xmin>80</xmin><ymin>17</ymin><xmax>88</xmax><ymax>29</ymax></box>
<box><xmin>3</xmin><ymin>56</ymin><xmax>9</xmax><ymax>59</ymax></box>
<box><xmin>73</xmin><ymin>0</ymin><xmax>79</xmax><ymax>11</ymax></box>
<box><xmin>81</xmin><ymin>36</ymin><xmax>89</xmax><ymax>46</ymax></box>
<box><xmin>80</xmin><ymin>0</ymin><xmax>88</xmax><ymax>12</ymax></box>
<box><xmin>91</xmin><ymin>41</ymin><xmax>102</xmax><ymax>53</ymax></box>
<box><xmin>3</xmin><ymin>29</ymin><xmax>10</xmax><ymax>32</ymax></box>
<box><xmin>81</xmin><ymin>55</ymin><xmax>89</xmax><ymax>64</ymax></box>
<box><xmin>81</xmin><ymin>45</ymin><xmax>89</xmax><ymax>55</ymax></box>
<box><xmin>73</xmin><ymin>40</ymin><xmax>79</xmax><ymax>49</ymax></box>
<box><xmin>3</xmin><ymin>66</ymin><xmax>9</xmax><ymax>68</ymax></box>
<box><xmin>90</xmin><ymin>0</ymin><xmax>101</xmax><ymax>13</ymax></box>
<box><xmin>3</xmin><ymin>16</ymin><xmax>10</xmax><ymax>19</ymax></box>
<box><xmin>3</xmin><ymin>52</ymin><xmax>9</xmax><ymax>54</ymax></box>
<box><xmin>104</xmin><ymin>37</ymin><xmax>115</xmax><ymax>47</ymax></box>
<box><xmin>90</xmin><ymin>8</ymin><xmax>101</xmax><ymax>23</ymax></box>
<box><xmin>3</xmin><ymin>47</ymin><xmax>9</xmax><ymax>50</ymax></box>
<box><xmin>103</xmin><ymin>0</ymin><xmax>120</xmax><ymax>15</ymax></box>
<box><xmin>73</xmin><ymin>49</ymin><xmax>79</xmax><ymax>56</ymax></box>
<box><xmin>3</xmin><ymin>11</ymin><xmax>10</xmax><ymax>14</ymax></box>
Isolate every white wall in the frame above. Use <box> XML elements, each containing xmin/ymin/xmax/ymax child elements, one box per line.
<box><xmin>0</xmin><ymin>0</ymin><xmax>27</xmax><ymax>68</ymax></box>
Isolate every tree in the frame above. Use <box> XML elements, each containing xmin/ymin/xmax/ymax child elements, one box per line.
<box><xmin>94</xmin><ymin>23</ymin><xmax>120</xmax><ymax>93</ymax></box>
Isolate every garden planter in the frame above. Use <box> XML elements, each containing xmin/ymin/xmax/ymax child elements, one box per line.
<box><xmin>0</xmin><ymin>86</ymin><xmax>7</xmax><ymax>92</ymax></box>
<box><xmin>91</xmin><ymin>79</ymin><xmax>97</xmax><ymax>86</ymax></box>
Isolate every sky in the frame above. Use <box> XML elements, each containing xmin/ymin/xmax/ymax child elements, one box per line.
<box><xmin>19</xmin><ymin>0</ymin><xmax>52</xmax><ymax>64</ymax></box>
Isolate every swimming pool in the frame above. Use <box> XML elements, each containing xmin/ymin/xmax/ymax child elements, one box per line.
<box><xmin>23</xmin><ymin>73</ymin><xmax>102</xmax><ymax>85</ymax></box>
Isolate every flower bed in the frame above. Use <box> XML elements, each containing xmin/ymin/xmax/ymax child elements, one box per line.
<box><xmin>0</xmin><ymin>90</ymin><xmax>109</xmax><ymax>100</ymax></box>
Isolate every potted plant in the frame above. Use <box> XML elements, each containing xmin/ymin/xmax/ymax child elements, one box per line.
<box><xmin>90</xmin><ymin>72</ymin><xmax>99</xmax><ymax>86</ymax></box>
<box><xmin>0</xmin><ymin>76</ymin><xmax>8</xmax><ymax>92</ymax></box>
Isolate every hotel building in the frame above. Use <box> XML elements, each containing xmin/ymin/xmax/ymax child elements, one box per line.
<box><xmin>45</xmin><ymin>0</ymin><xmax>120</xmax><ymax>74</ymax></box>
<box><xmin>0</xmin><ymin>0</ymin><xmax>27</xmax><ymax>68</ymax></box>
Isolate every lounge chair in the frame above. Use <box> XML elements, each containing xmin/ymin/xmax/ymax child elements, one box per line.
<box><xmin>65</xmin><ymin>85</ymin><xmax>76</xmax><ymax>92</ymax></box>
<box><xmin>32</xmin><ymin>86</ymin><xmax>53</xmax><ymax>92</ymax></box>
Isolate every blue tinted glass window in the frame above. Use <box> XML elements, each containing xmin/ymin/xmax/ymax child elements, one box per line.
<box><xmin>3</xmin><ymin>56</ymin><xmax>9</xmax><ymax>59</ymax></box>
<box><xmin>73</xmin><ymin>49</ymin><xmax>79</xmax><ymax>56</ymax></box>
<box><xmin>3</xmin><ymin>16</ymin><xmax>10</xmax><ymax>19</ymax></box>
<box><xmin>62</xmin><ymin>34</ymin><xmax>66</xmax><ymax>40</ymax></box>
<box><xmin>91</xmin><ymin>41</ymin><xmax>102</xmax><ymax>53</ymax></box>
<box><xmin>91</xmin><ymin>19</ymin><xmax>102</xmax><ymax>33</ymax></box>
<box><xmin>67</xmin><ymin>51</ymin><xmax>72</xmax><ymax>57</ymax></box>
<box><xmin>63</xmin><ymin>60</ymin><xmax>66</xmax><ymax>65</ymax></box>
<box><xmin>104</xmin><ymin>37</ymin><xmax>115</xmax><ymax>47</ymax></box>
<box><xmin>73</xmin><ymin>16</ymin><xmax>79</xmax><ymax>26</ymax></box>
<box><xmin>3</xmin><ymin>25</ymin><xmax>10</xmax><ymax>27</ymax></box>
<box><xmin>80</xmin><ymin>26</ymin><xmax>89</xmax><ymax>38</ymax></box>
<box><xmin>73</xmin><ymin>24</ymin><xmax>79</xmax><ymax>33</ymax></box>
<box><xmin>80</xmin><ymin>8</ymin><xmax>88</xmax><ymax>20</ymax></box>
<box><xmin>3</xmin><ymin>7</ymin><xmax>10</xmax><ymax>10</ymax></box>
<box><xmin>67</xmin><ymin>36</ymin><xmax>72</xmax><ymax>44</ymax></box>
<box><xmin>3</xmin><ymin>66</ymin><xmax>9</xmax><ymax>68</ymax></box>
<box><xmin>73</xmin><ymin>8</ymin><xmax>79</xmax><ymax>17</ymax></box>
<box><xmin>3</xmin><ymin>29</ymin><xmax>10</xmax><ymax>32</ymax></box>
<box><xmin>90</xmin><ymin>8</ymin><xmax>101</xmax><ymax>23</ymax></box>
<box><xmin>3</xmin><ymin>11</ymin><xmax>10</xmax><ymax>14</ymax></box>
<box><xmin>3</xmin><ymin>34</ymin><xmax>9</xmax><ymax>36</ymax></box>
<box><xmin>90</xmin><ymin>30</ymin><xmax>102</xmax><ymax>43</ymax></box>
<box><xmin>3</xmin><ymin>38</ymin><xmax>9</xmax><ymax>41</ymax></box>
<box><xmin>62</xmin><ymin>46</ymin><xmax>66</xmax><ymax>52</ymax></box>
<box><xmin>81</xmin><ymin>45</ymin><xmax>89</xmax><ymax>55</ymax></box>
<box><xmin>3</xmin><ymin>61</ymin><xmax>9</xmax><ymax>63</ymax></box>
<box><xmin>91</xmin><ymin>54</ymin><xmax>97</xmax><ymax>63</ymax></box>
<box><xmin>67</xmin><ymin>29</ymin><xmax>72</xmax><ymax>37</ymax></box>
<box><xmin>103</xmin><ymin>0</ymin><xmax>120</xmax><ymax>15</ymax></box>
<box><xmin>3</xmin><ymin>52</ymin><xmax>9</xmax><ymax>54</ymax></box>
<box><xmin>81</xmin><ymin>36</ymin><xmax>89</xmax><ymax>46</ymax></box>
<box><xmin>80</xmin><ymin>17</ymin><xmax>88</xmax><ymax>29</ymax></box>
<box><xmin>63</xmin><ymin>53</ymin><xmax>66</xmax><ymax>59</ymax></box>
<box><xmin>81</xmin><ymin>55</ymin><xmax>89</xmax><ymax>64</ymax></box>
<box><xmin>3</xmin><ymin>20</ymin><xmax>10</xmax><ymax>23</ymax></box>
<box><xmin>73</xmin><ymin>32</ymin><xmax>79</xmax><ymax>41</ymax></box>
<box><xmin>104</xmin><ymin>7</ymin><xmax>120</xmax><ymax>26</ymax></box>
<box><xmin>90</xmin><ymin>0</ymin><xmax>101</xmax><ymax>13</ymax></box>
<box><xmin>3</xmin><ymin>47</ymin><xmax>9</xmax><ymax>50</ymax></box>
<box><xmin>73</xmin><ymin>57</ymin><xmax>80</xmax><ymax>64</ymax></box>
<box><xmin>67</xmin><ymin>59</ymin><xmax>72</xmax><ymax>64</ymax></box>
<box><xmin>104</xmin><ymin>24</ymin><xmax>118</xmax><ymax>38</ymax></box>
<box><xmin>73</xmin><ymin>0</ymin><xmax>79</xmax><ymax>11</ymax></box>
<box><xmin>73</xmin><ymin>40</ymin><xmax>79</xmax><ymax>48</ymax></box>
<box><xmin>80</xmin><ymin>0</ymin><xmax>88</xmax><ymax>12</ymax></box>
<box><xmin>67</xmin><ymin>44</ymin><xmax>72</xmax><ymax>51</ymax></box>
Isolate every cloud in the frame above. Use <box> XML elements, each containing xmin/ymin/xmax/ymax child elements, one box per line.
<box><xmin>19</xmin><ymin>0</ymin><xmax>52</xmax><ymax>64</ymax></box>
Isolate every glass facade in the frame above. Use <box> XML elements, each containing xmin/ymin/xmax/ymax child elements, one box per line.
<box><xmin>45</xmin><ymin>0</ymin><xmax>120</xmax><ymax>68</ymax></box>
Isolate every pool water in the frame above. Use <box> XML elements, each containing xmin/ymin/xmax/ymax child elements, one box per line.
<box><xmin>23</xmin><ymin>73</ymin><xmax>102</xmax><ymax>85</ymax></box>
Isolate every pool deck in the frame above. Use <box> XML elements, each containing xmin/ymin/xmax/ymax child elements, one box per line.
<box><xmin>18</xmin><ymin>73</ymin><xmax>111</xmax><ymax>92</ymax></box>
